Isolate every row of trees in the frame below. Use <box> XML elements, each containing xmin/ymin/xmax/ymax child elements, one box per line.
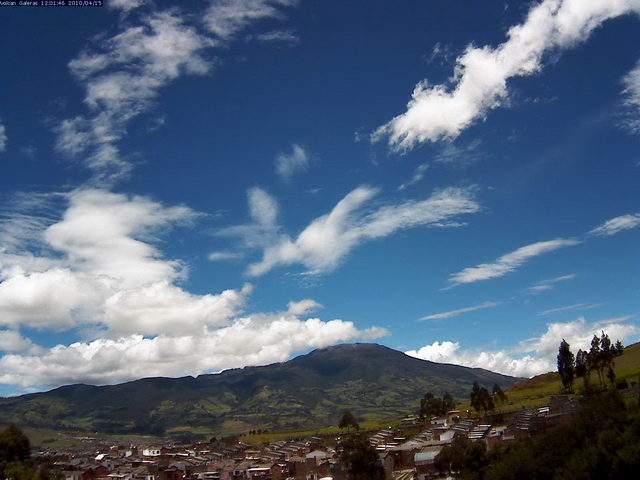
<box><xmin>557</xmin><ymin>332</ymin><xmax>624</xmax><ymax>393</ymax></box>
<box><xmin>470</xmin><ymin>383</ymin><xmax>508</xmax><ymax>415</ymax></box>
<box><xmin>419</xmin><ymin>391</ymin><xmax>455</xmax><ymax>419</ymax></box>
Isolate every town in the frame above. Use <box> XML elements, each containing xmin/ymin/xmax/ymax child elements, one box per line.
<box><xmin>27</xmin><ymin>393</ymin><xmax>580</xmax><ymax>480</ymax></box>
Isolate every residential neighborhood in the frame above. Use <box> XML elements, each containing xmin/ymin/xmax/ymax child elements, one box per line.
<box><xmin>34</xmin><ymin>396</ymin><xmax>579</xmax><ymax>480</ymax></box>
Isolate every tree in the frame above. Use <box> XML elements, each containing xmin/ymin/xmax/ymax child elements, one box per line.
<box><xmin>338</xmin><ymin>432</ymin><xmax>385</xmax><ymax>480</ymax></box>
<box><xmin>575</xmin><ymin>349</ymin><xmax>591</xmax><ymax>391</ymax></box>
<box><xmin>338</xmin><ymin>411</ymin><xmax>359</xmax><ymax>431</ymax></box>
<box><xmin>435</xmin><ymin>433</ymin><xmax>488</xmax><ymax>480</ymax></box>
<box><xmin>492</xmin><ymin>384</ymin><xmax>508</xmax><ymax>411</ymax></box>
<box><xmin>419</xmin><ymin>391</ymin><xmax>455</xmax><ymax>419</ymax></box>
<box><xmin>470</xmin><ymin>382</ymin><xmax>494</xmax><ymax>416</ymax></box>
<box><xmin>557</xmin><ymin>339</ymin><xmax>576</xmax><ymax>393</ymax></box>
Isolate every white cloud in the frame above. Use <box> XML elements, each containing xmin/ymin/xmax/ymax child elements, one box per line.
<box><xmin>0</xmin><ymin>330</ymin><xmax>32</xmax><ymax>353</ymax></box>
<box><xmin>275</xmin><ymin>144</ymin><xmax>311</xmax><ymax>182</ymax></box>
<box><xmin>621</xmin><ymin>60</ymin><xmax>640</xmax><ymax>133</ymax></box>
<box><xmin>208</xmin><ymin>251</ymin><xmax>245</xmax><ymax>261</ymax></box>
<box><xmin>58</xmin><ymin>11</ymin><xmax>214</xmax><ymax>182</ymax></box>
<box><xmin>0</xmin><ymin>189</ymin><xmax>248</xmax><ymax>335</ymax></box>
<box><xmin>397</xmin><ymin>163</ymin><xmax>429</xmax><ymax>191</ymax></box>
<box><xmin>0</xmin><ymin>189</ymin><xmax>389</xmax><ymax>390</ymax></box>
<box><xmin>525</xmin><ymin>273</ymin><xmax>577</xmax><ymax>295</ymax></box>
<box><xmin>448</xmin><ymin>238</ymin><xmax>580</xmax><ymax>286</ymax></box>
<box><xmin>373</xmin><ymin>0</ymin><xmax>640</xmax><ymax>150</ymax></box>
<box><xmin>221</xmin><ymin>186</ymin><xmax>480</xmax><ymax>276</ymax></box>
<box><xmin>590</xmin><ymin>212</ymin><xmax>640</xmax><ymax>236</ymax></box>
<box><xmin>204</xmin><ymin>0</ymin><xmax>296</xmax><ymax>40</ymax></box>
<box><xmin>0</xmin><ymin>314</ymin><xmax>388</xmax><ymax>390</ymax></box>
<box><xmin>59</xmin><ymin>1</ymin><xmax>295</xmax><ymax>182</ymax></box>
<box><xmin>287</xmin><ymin>299</ymin><xmax>323</xmax><ymax>316</ymax></box>
<box><xmin>406</xmin><ymin>316</ymin><xmax>639</xmax><ymax>378</ymax></box>
<box><xmin>419</xmin><ymin>301</ymin><xmax>501</xmax><ymax>321</ymax></box>
<box><xmin>252</xmin><ymin>30</ymin><xmax>299</xmax><ymax>43</ymax></box>
<box><xmin>538</xmin><ymin>302</ymin><xmax>605</xmax><ymax>316</ymax></box>
<box><xmin>108</xmin><ymin>0</ymin><xmax>148</xmax><ymax>11</ymax></box>
<box><xmin>0</xmin><ymin>121</ymin><xmax>6</xmax><ymax>153</ymax></box>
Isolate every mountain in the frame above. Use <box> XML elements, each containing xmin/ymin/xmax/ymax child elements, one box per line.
<box><xmin>0</xmin><ymin>343</ymin><xmax>521</xmax><ymax>437</ymax></box>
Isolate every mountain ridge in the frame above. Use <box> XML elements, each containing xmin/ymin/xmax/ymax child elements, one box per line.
<box><xmin>0</xmin><ymin>343</ymin><xmax>522</xmax><ymax>437</ymax></box>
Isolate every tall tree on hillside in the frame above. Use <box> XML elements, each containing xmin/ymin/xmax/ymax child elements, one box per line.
<box><xmin>470</xmin><ymin>382</ymin><xmax>494</xmax><ymax>416</ymax></box>
<box><xmin>492</xmin><ymin>383</ymin><xmax>508</xmax><ymax>411</ymax></box>
<box><xmin>575</xmin><ymin>349</ymin><xmax>591</xmax><ymax>391</ymax></box>
<box><xmin>339</xmin><ymin>411</ymin><xmax>360</xmax><ymax>431</ymax></box>
<box><xmin>557</xmin><ymin>339</ymin><xmax>575</xmax><ymax>393</ymax></box>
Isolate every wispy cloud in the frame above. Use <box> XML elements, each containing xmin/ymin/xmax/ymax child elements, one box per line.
<box><xmin>434</xmin><ymin>139</ymin><xmax>483</xmax><ymax>167</ymax></box>
<box><xmin>275</xmin><ymin>144</ymin><xmax>311</xmax><ymax>182</ymax></box>
<box><xmin>57</xmin><ymin>0</ymin><xmax>296</xmax><ymax>183</ymax></box>
<box><xmin>590</xmin><ymin>212</ymin><xmax>640</xmax><ymax>236</ymax></box>
<box><xmin>204</xmin><ymin>0</ymin><xmax>296</xmax><ymax>41</ymax></box>
<box><xmin>419</xmin><ymin>301</ymin><xmax>501</xmax><ymax>321</ymax></box>
<box><xmin>538</xmin><ymin>303</ymin><xmax>605</xmax><ymax>317</ymax></box>
<box><xmin>621</xmin><ymin>60</ymin><xmax>640</xmax><ymax>133</ymax></box>
<box><xmin>208</xmin><ymin>251</ymin><xmax>245</xmax><ymax>261</ymax></box>
<box><xmin>107</xmin><ymin>0</ymin><xmax>147</xmax><ymax>12</ymax></box>
<box><xmin>406</xmin><ymin>316</ymin><xmax>639</xmax><ymax>377</ymax></box>
<box><xmin>373</xmin><ymin>0</ymin><xmax>640</xmax><ymax>150</ymax></box>
<box><xmin>525</xmin><ymin>273</ymin><xmax>577</xmax><ymax>295</ymax></box>
<box><xmin>0</xmin><ymin>119</ymin><xmax>7</xmax><ymax>153</ymax></box>
<box><xmin>250</xmin><ymin>29</ymin><xmax>299</xmax><ymax>43</ymax></box>
<box><xmin>448</xmin><ymin>239</ymin><xmax>580</xmax><ymax>286</ymax></box>
<box><xmin>220</xmin><ymin>186</ymin><xmax>480</xmax><ymax>276</ymax></box>
<box><xmin>398</xmin><ymin>163</ymin><xmax>429</xmax><ymax>191</ymax></box>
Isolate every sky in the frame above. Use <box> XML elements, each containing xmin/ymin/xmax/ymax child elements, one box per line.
<box><xmin>0</xmin><ymin>0</ymin><xmax>639</xmax><ymax>396</ymax></box>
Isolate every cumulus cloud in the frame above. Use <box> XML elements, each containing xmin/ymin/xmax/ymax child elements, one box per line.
<box><xmin>58</xmin><ymin>0</ymin><xmax>295</xmax><ymax>182</ymax></box>
<box><xmin>373</xmin><ymin>0</ymin><xmax>640</xmax><ymax>150</ymax></box>
<box><xmin>287</xmin><ymin>299</ymin><xmax>323</xmax><ymax>316</ymax></box>
<box><xmin>0</xmin><ymin>121</ymin><xmax>6</xmax><ymax>153</ymax></box>
<box><xmin>0</xmin><ymin>330</ymin><xmax>32</xmax><ymax>353</ymax></box>
<box><xmin>0</xmin><ymin>314</ymin><xmax>388</xmax><ymax>390</ymax></box>
<box><xmin>0</xmin><ymin>189</ymin><xmax>388</xmax><ymax>391</ymax></box>
<box><xmin>275</xmin><ymin>144</ymin><xmax>311</xmax><ymax>182</ymax></box>
<box><xmin>220</xmin><ymin>186</ymin><xmax>480</xmax><ymax>276</ymax></box>
<box><xmin>590</xmin><ymin>212</ymin><xmax>640</xmax><ymax>236</ymax></box>
<box><xmin>448</xmin><ymin>238</ymin><xmax>580</xmax><ymax>286</ymax></box>
<box><xmin>406</xmin><ymin>316</ymin><xmax>639</xmax><ymax>378</ymax></box>
<box><xmin>0</xmin><ymin>189</ymin><xmax>245</xmax><ymax>335</ymax></box>
<box><xmin>419</xmin><ymin>301</ymin><xmax>501</xmax><ymax>321</ymax></box>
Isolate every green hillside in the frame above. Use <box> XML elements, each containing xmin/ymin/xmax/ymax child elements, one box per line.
<box><xmin>0</xmin><ymin>343</ymin><xmax>521</xmax><ymax>438</ymax></box>
<box><xmin>459</xmin><ymin>341</ymin><xmax>640</xmax><ymax>413</ymax></box>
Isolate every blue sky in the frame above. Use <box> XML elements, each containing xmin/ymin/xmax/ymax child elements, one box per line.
<box><xmin>0</xmin><ymin>0</ymin><xmax>639</xmax><ymax>395</ymax></box>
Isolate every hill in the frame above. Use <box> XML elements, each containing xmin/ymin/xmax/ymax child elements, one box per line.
<box><xmin>458</xmin><ymin>341</ymin><xmax>640</xmax><ymax>413</ymax></box>
<box><xmin>0</xmin><ymin>343</ymin><xmax>520</xmax><ymax>437</ymax></box>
